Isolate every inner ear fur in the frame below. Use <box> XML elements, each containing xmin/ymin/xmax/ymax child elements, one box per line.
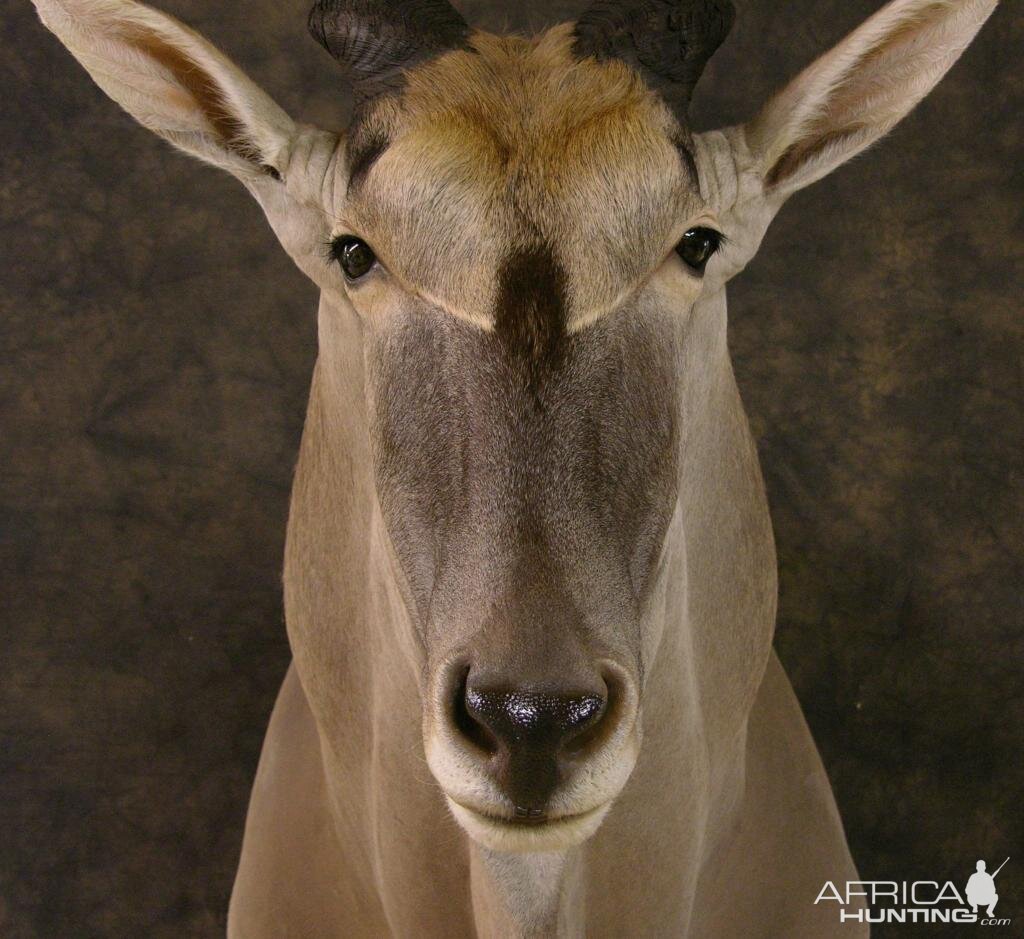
<box><xmin>33</xmin><ymin>0</ymin><xmax>295</xmax><ymax>179</ymax></box>
<box><xmin>746</xmin><ymin>0</ymin><xmax>998</xmax><ymax>197</ymax></box>
<box><xmin>125</xmin><ymin>25</ymin><xmax>273</xmax><ymax>172</ymax></box>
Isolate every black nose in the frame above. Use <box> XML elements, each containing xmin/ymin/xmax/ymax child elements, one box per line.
<box><xmin>464</xmin><ymin>688</ymin><xmax>606</xmax><ymax>751</ymax></box>
<box><xmin>456</xmin><ymin>678</ymin><xmax>608</xmax><ymax>814</ymax></box>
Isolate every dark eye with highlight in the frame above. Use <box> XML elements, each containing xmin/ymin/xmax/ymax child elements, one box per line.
<box><xmin>330</xmin><ymin>236</ymin><xmax>377</xmax><ymax>281</ymax></box>
<box><xmin>676</xmin><ymin>227</ymin><xmax>722</xmax><ymax>274</ymax></box>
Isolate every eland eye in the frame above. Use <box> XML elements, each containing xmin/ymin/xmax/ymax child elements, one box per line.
<box><xmin>676</xmin><ymin>227</ymin><xmax>722</xmax><ymax>274</ymax></box>
<box><xmin>331</xmin><ymin>236</ymin><xmax>377</xmax><ymax>280</ymax></box>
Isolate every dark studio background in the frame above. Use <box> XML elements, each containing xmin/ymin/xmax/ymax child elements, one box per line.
<box><xmin>1</xmin><ymin>0</ymin><xmax>1021</xmax><ymax>935</ymax></box>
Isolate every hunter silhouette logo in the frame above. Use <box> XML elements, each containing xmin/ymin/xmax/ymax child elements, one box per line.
<box><xmin>815</xmin><ymin>858</ymin><xmax>1011</xmax><ymax>926</ymax></box>
<box><xmin>966</xmin><ymin>858</ymin><xmax>1008</xmax><ymax>917</ymax></box>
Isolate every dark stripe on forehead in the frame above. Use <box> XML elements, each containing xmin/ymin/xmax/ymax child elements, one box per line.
<box><xmin>495</xmin><ymin>245</ymin><xmax>567</xmax><ymax>381</ymax></box>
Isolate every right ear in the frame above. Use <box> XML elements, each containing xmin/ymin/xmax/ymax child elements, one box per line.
<box><xmin>743</xmin><ymin>0</ymin><xmax>998</xmax><ymax>201</ymax></box>
<box><xmin>33</xmin><ymin>0</ymin><xmax>296</xmax><ymax>181</ymax></box>
<box><xmin>693</xmin><ymin>0</ymin><xmax>996</xmax><ymax>288</ymax></box>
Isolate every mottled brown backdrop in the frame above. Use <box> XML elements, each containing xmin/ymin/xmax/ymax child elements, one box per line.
<box><xmin>2</xmin><ymin>0</ymin><xmax>1021</xmax><ymax>936</ymax></box>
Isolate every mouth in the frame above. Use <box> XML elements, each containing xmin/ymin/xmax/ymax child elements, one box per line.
<box><xmin>446</xmin><ymin>797</ymin><xmax>612</xmax><ymax>852</ymax></box>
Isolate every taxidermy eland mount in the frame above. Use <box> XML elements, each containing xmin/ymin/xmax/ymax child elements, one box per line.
<box><xmin>32</xmin><ymin>0</ymin><xmax>998</xmax><ymax>934</ymax></box>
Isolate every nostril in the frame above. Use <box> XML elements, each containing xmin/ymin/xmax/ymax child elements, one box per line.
<box><xmin>562</xmin><ymin>669</ymin><xmax>629</xmax><ymax>758</ymax></box>
<box><xmin>452</xmin><ymin>667</ymin><xmax>499</xmax><ymax>755</ymax></box>
<box><xmin>560</xmin><ymin>692</ymin><xmax>607</xmax><ymax>755</ymax></box>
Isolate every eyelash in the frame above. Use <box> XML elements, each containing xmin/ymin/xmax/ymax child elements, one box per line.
<box><xmin>324</xmin><ymin>238</ymin><xmax>345</xmax><ymax>265</ymax></box>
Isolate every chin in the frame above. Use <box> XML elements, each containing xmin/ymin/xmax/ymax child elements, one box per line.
<box><xmin>446</xmin><ymin>798</ymin><xmax>613</xmax><ymax>853</ymax></box>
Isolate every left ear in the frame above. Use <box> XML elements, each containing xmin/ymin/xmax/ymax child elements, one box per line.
<box><xmin>744</xmin><ymin>0</ymin><xmax>998</xmax><ymax>201</ymax></box>
<box><xmin>32</xmin><ymin>0</ymin><xmax>296</xmax><ymax>182</ymax></box>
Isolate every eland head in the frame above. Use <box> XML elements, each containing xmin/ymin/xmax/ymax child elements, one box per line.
<box><xmin>33</xmin><ymin>0</ymin><xmax>998</xmax><ymax>877</ymax></box>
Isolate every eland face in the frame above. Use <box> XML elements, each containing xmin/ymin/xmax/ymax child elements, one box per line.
<box><xmin>315</xmin><ymin>19</ymin><xmax>735</xmax><ymax>851</ymax></box>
